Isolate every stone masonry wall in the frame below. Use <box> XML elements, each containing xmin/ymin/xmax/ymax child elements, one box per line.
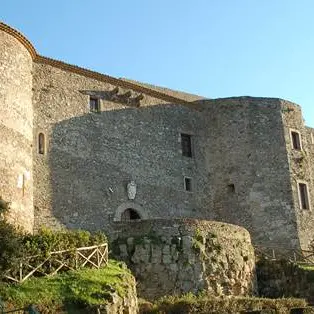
<box><xmin>110</xmin><ymin>219</ymin><xmax>256</xmax><ymax>300</ymax></box>
<box><xmin>32</xmin><ymin>65</ymin><xmax>306</xmax><ymax>251</ymax></box>
<box><xmin>32</xmin><ymin>61</ymin><xmax>211</xmax><ymax>233</ymax></box>
<box><xmin>196</xmin><ymin>97</ymin><xmax>300</xmax><ymax>249</ymax></box>
<box><xmin>281</xmin><ymin>104</ymin><xmax>314</xmax><ymax>250</ymax></box>
<box><xmin>0</xmin><ymin>28</ymin><xmax>34</xmax><ymax>232</ymax></box>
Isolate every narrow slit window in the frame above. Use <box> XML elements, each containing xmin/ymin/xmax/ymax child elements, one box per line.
<box><xmin>291</xmin><ymin>131</ymin><xmax>301</xmax><ymax>150</ymax></box>
<box><xmin>298</xmin><ymin>183</ymin><xmax>310</xmax><ymax>210</ymax></box>
<box><xmin>184</xmin><ymin>177</ymin><xmax>192</xmax><ymax>192</ymax></box>
<box><xmin>89</xmin><ymin>97</ymin><xmax>100</xmax><ymax>113</ymax></box>
<box><xmin>38</xmin><ymin>133</ymin><xmax>45</xmax><ymax>155</ymax></box>
<box><xmin>181</xmin><ymin>133</ymin><xmax>192</xmax><ymax>157</ymax></box>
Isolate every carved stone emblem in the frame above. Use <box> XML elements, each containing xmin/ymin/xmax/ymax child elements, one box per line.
<box><xmin>127</xmin><ymin>181</ymin><xmax>137</xmax><ymax>200</ymax></box>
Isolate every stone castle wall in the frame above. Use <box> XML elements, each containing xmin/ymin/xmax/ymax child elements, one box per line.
<box><xmin>32</xmin><ymin>62</ymin><xmax>309</xmax><ymax>250</ymax></box>
<box><xmin>0</xmin><ymin>27</ymin><xmax>34</xmax><ymax>232</ymax></box>
<box><xmin>110</xmin><ymin>219</ymin><xmax>256</xmax><ymax>300</ymax></box>
<box><xmin>282</xmin><ymin>104</ymin><xmax>314</xmax><ymax>250</ymax></box>
<box><xmin>32</xmin><ymin>61</ymin><xmax>211</xmax><ymax>233</ymax></box>
<box><xmin>0</xmin><ymin>22</ymin><xmax>313</xmax><ymax>252</ymax></box>
<box><xmin>196</xmin><ymin>97</ymin><xmax>300</xmax><ymax>249</ymax></box>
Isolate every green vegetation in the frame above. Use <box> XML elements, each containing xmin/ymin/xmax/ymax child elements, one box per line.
<box><xmin>0</xmin><ymin>260</ymin><xmax>133</xmax><ymax>312</ymax></box>
<box><xmin>23</xmin><ymin>227</ymin><xmax>107</xmax><ymax>256</ymax></box>
<box><xmin>139</xmin><ymin>293</ymin><xmax>310</xmax><ymax>314</ymax></box>
<box><xmin>0</xmin><ymin>220</ymin><xmax>107</xmax><ymax>279</ymax></box>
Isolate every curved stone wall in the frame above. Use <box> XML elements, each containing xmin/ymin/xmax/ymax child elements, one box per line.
<box><xmin>0</xmin><ymin>27</ymin><xmax>34</xmax><ymax>232</ymax></box>
<box><xmin>111</xmin><ymin>219</ymin><xmax>256</xmax><ymax>300</ymax></box>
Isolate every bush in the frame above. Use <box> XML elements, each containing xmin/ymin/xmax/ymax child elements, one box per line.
<box><xmin>23</xmin><ymin>227</ymin><xmax>107</xmax><ymax>257</ymax></box>
<box><xmin>140</xmin><ymin>293</ymin><xmax>308</xmax><ymax>314</ymax></box>
<box><xmin>0</xmin><ymin>221</ymin><xmax>107</xmax><ymax>281</ymax></box>
<box><xmin>0</xmin><ymin>220</ymin><xmax>23</xmax><ymax>276</ymax></box>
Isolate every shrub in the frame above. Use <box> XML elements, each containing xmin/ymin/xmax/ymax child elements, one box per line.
<box><xmin>140</xmin><ymin>293</ymin><xmax>308</xmax><ymax>314</ymax></box>
<box><xmin>0</xmin><ymin>220</ymin><xmax>24</xmax><ymax>275</ymax></box>
<box><xmin>0</xmin><ymin>221</ymin><xmax>107</xmax><ymax>281</ymax></box>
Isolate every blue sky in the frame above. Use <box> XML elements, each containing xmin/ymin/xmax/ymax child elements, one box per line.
<box><xmin>1</xmin><ymin>0</ymin><xmax>314</xmax><ymax>126</ymax></box>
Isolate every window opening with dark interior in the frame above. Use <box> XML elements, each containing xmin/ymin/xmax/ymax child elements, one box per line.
<box><xmin>291</xmin><ymin>131</ymin><xmax>301</xmax><ymax>150</ymax></box>
<box><xmin>38</xmin><ymin>133</ymin><xmax>45</xmax><ymax>155</ymax></box>
<box><xmin>228</xmin><ymin>184</ymin><xmax>235</xmax><ymax>193</ymax></box>
<box><xmin>90</xmin><ymin>97</ymin><xmax>100</xmax><ymax>113</ymax></box>
<box><xmin>298</xmin><ymin>183</ymin><xmax>310</xmax><ymax>210</ymax></box>
<box><xmin>121</xmin><ymin>208</ymin><xmax>141</xmax><ymax>221</ymax></box>
<box><xmin>181</xmin><ymin>133</ymin><xmax>192</xmax><ymax>157</ymax></box>
<box><xmin>184</xmin><ymin>177</ymin><xmax>192</xmax><ymax>192</ymax></box>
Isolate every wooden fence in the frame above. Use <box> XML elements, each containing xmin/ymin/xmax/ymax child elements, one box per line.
<box><xmin>254</xmin><ymin>245</ymin><xmax>314</xmax><ymax>265</ymax></box>
<box><xmin>4</xmin><ymin>243</ymin><xmax>108</xmax><ymax>283</ymax></box>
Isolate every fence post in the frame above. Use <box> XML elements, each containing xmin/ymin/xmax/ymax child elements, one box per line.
<box><xmin>75</xmin><ymin>250</ymin><xmax>78</xmax><ymax>270</ymax></box>
<box><xmin>272</xmin><ymin>249</ymin><xmax>275</xmax><ymax>260</ymax></box>
<box><xmin>19</xmin><ymin>262</ymin><xmax>23</xmax><ymax>282</ymax></box>
<box><xmin>97</xmin><ymin>247</ymin><xmax>100</xmax><ymax>268</ymax></box>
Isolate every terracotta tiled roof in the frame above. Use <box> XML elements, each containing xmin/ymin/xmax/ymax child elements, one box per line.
<box><xmin>0</xmin><ymin>22</ymin><xmax>37</xmax><ymax>59</ymax></box>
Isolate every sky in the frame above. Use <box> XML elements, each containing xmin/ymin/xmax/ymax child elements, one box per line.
<box><xmin>1</xmin><ymin>0</ymin><xmax>314</xmax><ymax>126</ymax></box>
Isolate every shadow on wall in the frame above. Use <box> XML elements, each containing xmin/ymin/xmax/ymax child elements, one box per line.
<box><xmin>42</xmin><ymin>102</ymin><xmax>212</xmax><ymax>234</ymax></box>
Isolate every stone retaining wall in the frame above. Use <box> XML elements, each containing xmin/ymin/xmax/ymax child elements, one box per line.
<box><xmin>111</xmin><ymin>218</ymin><xmax>256</xmax><ymax>300</ymax></box>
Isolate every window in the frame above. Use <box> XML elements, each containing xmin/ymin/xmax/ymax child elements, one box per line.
<box><xmin>181</xmin><ymin>133</ymin><xmax>192</xmax><ymax>157</ymax></box>
<box><xmin>227</xmin><ymin>184</ymin><xmax>235</xmax><ymax>193</ymax></box>
<box><xmin>38</xmin><ymin>133</ymin><xmax>45</xmax><ymax>155</ymax></box>
<box><xmin>89</xmin><ymin>97</ymin><xmax>100</xmax><ymax>112</ymax></box>
<box><xmin>291</xmin><ymin>131</ymin><xmax>301</xmax><ymax>150</ymax></box>
<box><xmin>298</xmin><ymin>183</ymin><xmax>310</xmax><ymax>210</ymax></box>
<box><xmin>184</xmin><ymin>177</ymin><xmax>192</xmax><ymax>192</ymax></box>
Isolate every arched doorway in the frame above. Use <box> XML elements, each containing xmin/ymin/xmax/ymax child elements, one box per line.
<box><xmin>121</xmin><ymin>208</ymin><xmax>141</xmax><ymax>221</ymax></box>
<box><xmin>114</xmin><ymin>202</ymin><xmax>147</xmax><ymax>222</ymax></box>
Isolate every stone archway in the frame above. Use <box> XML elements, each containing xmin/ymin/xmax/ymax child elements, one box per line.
<box><xmin>121</xmin><ymin>208</ymin><xmax>141</xmax><ymax>221</ymax></box>
<box><xmin>114</xmin><ymin>202</ymin><xmax>147</xmax><ymax>222</ymax></box>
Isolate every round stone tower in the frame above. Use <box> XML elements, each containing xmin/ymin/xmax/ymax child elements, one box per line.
<box><xmin>0</xmin><ymin>22</ymin><xmax>36</xmax><ymax>232</ymax></box>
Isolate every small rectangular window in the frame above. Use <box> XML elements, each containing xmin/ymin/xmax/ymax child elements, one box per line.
<box><xmin>227</xmin><ymin>184</ymin><xmax>235</xmax><ymax>193</ymax></box>
<box><xmin>291</xmin><ymin>131</ymin><xmax>301</xmax><ymax>150</ymax></box>
<box><xmin>89</xmin><ymin>97</ymin><xmax>100</xmax><ymax>113</ymax></box>
<box><xmin>298</xmin><ymin>183</ymin><xmax>310</xmax><ymax>210</ymax></box>
<box><xmin>181</xmin><ymin>133</ymin><xmax>192</xmax><ymax>157</ymax></box>
<box><xmin>184</xmin><ymin>177</ymin><xmax>192</xmax><ymax>192</ymax></box>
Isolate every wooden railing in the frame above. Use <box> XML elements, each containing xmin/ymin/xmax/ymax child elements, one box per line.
<box><xmin>254</xmin><ymin>245</ymin><xmax>314</xmax><ymax>265</ymax></box>
<box><xmin>4</xmin><ymin>243</ymin><xmax>108</xmax><ymax>283</ymax></box>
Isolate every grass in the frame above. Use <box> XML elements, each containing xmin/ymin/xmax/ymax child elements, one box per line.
<box><xmin>0</xmin><ymin>259</ymin><xmax>133</xmax><ymax>311</ymax></box>
<box><xmin>139</xmin><ymin>293</ymin><xmax>310</xmax><ymax>314</ymax></box>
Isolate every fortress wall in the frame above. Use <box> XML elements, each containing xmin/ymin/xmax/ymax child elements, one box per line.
<box><xmin>32</xmin><ymin>62</ymin><xmax>210</xmax><ymax>232</ymax></box>
<box><xmin>197</xmin><ymin>97</ymin><xmax>299</xmax><ymax>248</ymax></box>
<box><xmin>111</xmin><ymin>219</ymin><xmax>256</xmax><ymax>300</ymax></box>
<box><xmin>282</xmin><ymin>105</ymin><xmax>314</xmax><ymax>250</ymax></box>
<box><xmin>0</xmin><ymin>29</ymin><xmax>34</xmax><ymax>232</ymax></box>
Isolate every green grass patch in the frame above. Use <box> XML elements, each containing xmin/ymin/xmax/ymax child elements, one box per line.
<box><xmin>0</xmin><ymin>259</ymin><xmax>133</xmax><ymax>311</ymax></box>
<box><xmin>140</xmin><ymin>293</ymin><xmax>309</xmax><ymax>314</ymax></box>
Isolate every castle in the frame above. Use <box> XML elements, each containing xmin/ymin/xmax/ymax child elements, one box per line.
<box><xmin>0</xmin><ymin>22</ymin><xmax>313</xmax><ymax>251</ymax></box>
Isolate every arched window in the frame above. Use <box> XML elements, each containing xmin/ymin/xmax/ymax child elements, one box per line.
<box><xmin>121</xmin><ymin>208</ymin><xmax>141</xmax><ymax>221</ymax></box>
<box><xmin>38</xmin><ymin>133</ymin><xmax>45</xmax><ymax>154</ymax></box>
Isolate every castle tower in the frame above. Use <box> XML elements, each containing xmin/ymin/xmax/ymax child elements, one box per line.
<box><xmin>0</xmin><ymin>23</ymin><xmax>36</xmax><ymax>232</ymax></box>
